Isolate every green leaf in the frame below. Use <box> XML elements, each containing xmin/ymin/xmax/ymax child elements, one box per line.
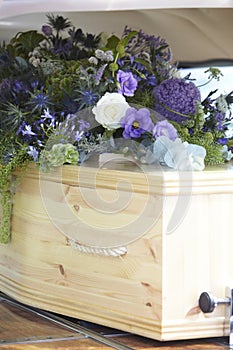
<box><xmin>14</xmin><ymin>56</ymin><xmax>29</xmax><ymax>69</ymax></box>
<box><xmin>121</xmin><ymin>30</ymin><xmax>138</xmax><ymax>46</ymax></box>
<box><xmin>106</xmin><ymin>35</ymin><xmax>120</xmax><ymax>51</ymax></box>
<box><xmin>10</xmin><ymin>30</ymin><xmax>45</xmax><ymax>57</ymax></box>
<box><xmin>134</xmin><ymin>58</ymin><xmax>153</xmax><ymax>73</ymax></box>
<box><xmin>116</xmin><ymin>31</ymin><xmax>138</xmax><ymax>58</ymax></box>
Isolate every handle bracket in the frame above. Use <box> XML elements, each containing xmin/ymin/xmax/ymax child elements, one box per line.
<box><xmin>198</xmin><ymin>287</ymin><xmax>233</xmax><ymax>346</ymax></box>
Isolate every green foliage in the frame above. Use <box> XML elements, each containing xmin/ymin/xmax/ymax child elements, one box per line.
<box><xmin>39</xmin><ymin>143</ymin><xmax>79</xmax><ymax>172</ymax></box>
<box><xmin>9</xmin><ymin>31</ymin><xmax>45</xmax><ymax>58</ymax></box>
<box><xmin>46</xmin><ymin>14</ymin><xmax>72</xmax><ymax>33</ymax></box>
<box><xmin>177</xmin><ymin>127</ymin><xmax>224</xmax><ymax>165</ymax></box>
<box><xmin>0</xmin><ymin>147</ymin><xmax>29</xmax><ymax>243</ymax></box>
<box><xmin>44</xmin><ymin>60</ymin><xmax>81</xmax><ymax>99</ymax></box>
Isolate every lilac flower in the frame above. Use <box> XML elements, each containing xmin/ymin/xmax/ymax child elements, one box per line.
<box><xmin>145</xmin><ymin>75</ymin><xmax>157</xmax><ymax>87</ymax></box>
<box><xmin>94</xmin><ymin>64</ymin><xmax>107</xmax><ymax>85</ymax></box>
<box><xmin>216</xmin><ymin>137</ymin><xmax>228</xmax><ymax>145</ymax></box>
<box><xmin>153</xmin><ymin>78</ymin><xmax>201</xmax><ymax>123</ymax></box>
<box><xmin>78</xmin><ymin>119</ymin><xmax>90</xmax><ymax>131</ymax></box>
<box><xmin>215</xmin><ymin>111</ymin><xmax>226</xmax><ymax>131</ymax></box>
<box><xmin>37</xmin><ymin>139</ymin><xmax>43</xmax><ymax>147</ymax></box>
<box><xmin>116</xmin><ymin>70</ymin><xmax>138</xmax><ymax>97</ymax></box>
<box><xmin>21</xmin><ymin>124</ymin><xmax>36</xmax><ymax>136</ymax></box>
<box><xmin>153</xmin><ymin>120</ymin><xmax>178</xmax><ymax>141</ymax></box>
<box><xmin>12</xmin><ymin>80</ymin><xmax>28</xmax><ymax>95</ymax></box>
<box><xmin>28</xmin><ymin>146</ymin><xmax>39</xmax><ymax>162</ymax></box>
<box><xmin>41</xmin><ymin>108</ymin><xmax>56</xmax><ymax>126</ymax></box>
<box><xmin>42</xmin><ymin>25</ymin><xmax>53</xmax><ymax>36</ymax></box>
<box><xmin>121</xmin><ymin>107</ymin><xmax>154</xmax><ymax>139</ymax></box>
<box><xmin>75</xmin><ymin>131</ymin><xmax>84</xmax><ymax>142</ymax></box>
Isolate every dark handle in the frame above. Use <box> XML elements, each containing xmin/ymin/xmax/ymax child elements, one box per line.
<box><xmin>199</xmin><ymin>292</ymin><xmax>216</xmax><ymax>313</ymax></box>
<box><xmin>199</xmin><ymin>291</ymin><xmax>230</xmax><ymax>313</ymax></box>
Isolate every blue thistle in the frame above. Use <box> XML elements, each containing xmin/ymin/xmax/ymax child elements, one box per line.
<box><xmin>27</xmin><ymin>91</ymin><xmax>51</xmax><ymax>112</ymax></box>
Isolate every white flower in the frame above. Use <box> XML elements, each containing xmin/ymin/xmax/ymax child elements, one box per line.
<box><xmin>216</xmin><ymin>94</ymin><xmax>228</xmax><ymax>113</ymax></box>
<box><xmin>169</xmin><ymin>66</ymin><xmax>181</xmax><ymax>79</ymax></box>
<box><xmin>92</xmin><ymin>92</ymin><xmax>130</xmax><ymax>130</ymax></box>
<box><xmin>88</xmin><ymin>56</ymin><xmax>98</xmax><ymax>65</ymax></box>
<box><xmin>222</xmin><ymin>145</ymin><xmax>233</xmax><ymax>161</ymax></box>
<box><xmin>225</xmin><ymin>120</ymin><xmax>233</xmax><ymax>138</ymax></box>
<box><xmin>95</xmin><ymin>49</ymin><xmax>113</xmax><ymax>62</ymax></box>
<box><xmin>153</xmin><ymin>136</ymin><xmax>206</xmax><ymax>171</ymax></box>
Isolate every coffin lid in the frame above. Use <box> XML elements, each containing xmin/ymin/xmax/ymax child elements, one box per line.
<box><xmin>22</xmin><ymin>161</ymin><xmax>233</xmax><ymax>197</ymax></box>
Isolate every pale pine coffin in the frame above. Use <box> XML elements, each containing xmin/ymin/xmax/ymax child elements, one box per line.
<box><xmin>0</xmin><ymin>160</ymin><xmax>233</xmax><ymax>341</ymax></box>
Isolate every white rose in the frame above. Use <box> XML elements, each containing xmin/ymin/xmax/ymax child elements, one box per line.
<box><xmin>92</xmin><ymin>92</ymin><xmax>130</xmax><ymax>130</ymax></box>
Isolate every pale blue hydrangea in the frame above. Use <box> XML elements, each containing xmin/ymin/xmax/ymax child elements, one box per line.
<box><xmin>222</xmin><ymin>145</ymin><xmax>233</xmax><ymax>161</ymax></box>
<box><xmin>152</xmin><ymin>136</ymin><xmax>206</xmax><ymax>171</ymax></box>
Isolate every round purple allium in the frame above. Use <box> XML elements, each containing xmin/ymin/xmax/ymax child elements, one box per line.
<box><xmin>153</xmin><ymin>120</ymin><xmax>178</xmax><ymax>141</ymax></box>
<box><xmin>153</xmin><ymin>78</ymin><xmax>201</xmax><ymax>123</ymax></box>
<box><xmin>120</xmin><ymin>107</ymin><xmax>154</xmax><ymax>139</ymax></box>
<box><xmin>117</xmin><ymin>70</ymin><xmax>138</xmax><ymax>97</ymax></box>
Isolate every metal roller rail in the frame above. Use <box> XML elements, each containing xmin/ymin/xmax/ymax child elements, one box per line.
<box><xmin>0</xmin><ymin>292</ymin><xmax>134</xmax><ymax>350</ymax></box>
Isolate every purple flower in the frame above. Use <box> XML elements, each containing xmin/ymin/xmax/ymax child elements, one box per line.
<box><xmin>41</xmin><ymin>108</ymin><xmax>56</xmax><ymax>126</ymax></box>
<box><xmin>217</xmin><ymin>137</ymin><xmax>228</xmax><ymax>145</ymax></box>
<box><xmin>28</xmin><ymin>146</ymin><xmax>39</xmax><ymax>162</ymax></box>
<box><xmin>215</xmin><ymin>111</ymin><xmax>226</xmax><ymax>131</ymax></box>
<box><xmin>29</xmin><ymin>92</ymin><xmax>50</xmax><ymax>111</ymax></box>
<box><xmin>78</xmin><ymin>119</ymin><xmax>90</xmax><ymax>131</ymax></box>
<box><xmin>121</xmin><ymin>107</ymin><xmax>154</xmax><ymax>139</ymax></box>
<box><xmin>12</xmin><ymin>80</ymin><xmax>25</xmax><ymax>93</ymax></box>
<box><xmin>153</xmin><ymin>78</ymin><xmax>201</xmax><ymax>123</ymax></box>
<box><xmin>116</xmin><ymin>70</ymin><xmax>138</xmax><ymax>97</ymax></box>
<box><xmin>75</xmin><ymin>131</ymin><xmax>85</xmax><ymax>142</ymax></box>
<box><xmin>94</xmin><ymin>64</ymin><xmax>107</xmax><ymax>85</ymax></box>
<box><xmin>42</xmin><ymin>25</ymin><xmax>53</xmax><ymax>36</ymax></box>
<box><xmin>80</xmin><ymin>90</ymin><xmax>99</xmax><ymax>107</ymax></box>
<box><xmin>153</xmin><ymin>120</ymin><xmax>178</xmax><ymax>141</ymax></box>
<box><xmin>21</xmin><ymin>124</ymin><xmax>36</xmax><ymax>136</ymax></box>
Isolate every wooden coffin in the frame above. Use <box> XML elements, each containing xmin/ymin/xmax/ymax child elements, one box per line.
<box><xmin>0</xmin><ymin>159</ymin><xmax>233</xmax><ymax>341</ymax></box>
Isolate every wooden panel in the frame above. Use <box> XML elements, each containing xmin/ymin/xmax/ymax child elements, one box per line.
<box><xmin>1</xmin><ymin>162</ymin><xmax>233</xmax><ymax>341</ymax></box>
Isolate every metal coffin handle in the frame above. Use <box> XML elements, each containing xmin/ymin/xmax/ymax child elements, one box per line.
<box><xmin>198</xmin><ymin>288</ymin><xmax>233</xmax><ymax>346</ymax></box>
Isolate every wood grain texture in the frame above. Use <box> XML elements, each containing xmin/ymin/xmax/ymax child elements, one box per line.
<box><xmin>0</xmin><ymin>296</ymin><xmax>229</xmax><ymax>350</ymax></box>
<box><xmin>0</xmin><ymin>161</ymin><xmax>233</xmax><ymax>341</ymax></box>
<box><xmin>0</xmin><ymin>339</ymin><xmax>229</xmax><ymax>350</ymax></box>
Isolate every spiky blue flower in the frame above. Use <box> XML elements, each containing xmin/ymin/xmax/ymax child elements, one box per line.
<box><xmin>28</xmin><ymin>91</ymin><xmax>51</xmax><ymax>112</ymax></box>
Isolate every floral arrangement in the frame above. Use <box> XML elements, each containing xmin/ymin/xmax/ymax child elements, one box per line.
<box><xmin>0</xmin><ymin>14</ymin><xmax>233</xmax><ymax>243</ymax></box>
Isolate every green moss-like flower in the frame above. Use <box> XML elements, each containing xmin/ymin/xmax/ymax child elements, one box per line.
<box><xmin>44</xmin><ymin>60</ymin><xmax>82</xmax><ymax>99</ymax></box>
<box><xmin>179</xmin><ymin>131</ymin><xmax>224</xmax><ymax>165</ymax></box>
<box><xmin>204</xmin><ymin>144</ymin><xmax>224</xmax><ymax>165</ymax></box>
<box><xmin>39</xmin><ymin>143</ymin><xmax>79</xmax><ymax>172</ymax></box>
<box><xmin>0</xmin><ymin>147</ymin><xmax>29</xmax><ymax>243</ymax></box>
